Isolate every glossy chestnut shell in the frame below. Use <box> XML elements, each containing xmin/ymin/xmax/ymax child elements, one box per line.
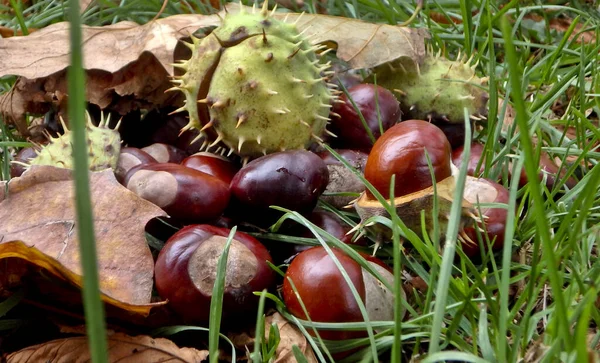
<box><xmin>9</xmin><ymin>147</ymin><xmax>39</xmax><ymax>178</ymax></box>
<box><xmin>461</xmin><ymin>178</ymin><xmax>510</xmax><ymax>257</ymax></box>
<box><xmin>451</xmin><ymin>142</ymin><xmax>487</xmax><ymax>178</ymax></box>
<box><xmin>330</xmin><ymin>84</ymin><xmax>401</xmax><ymax>152</ymax></box>
<box><xmin>123</xmin><ymin>163</ymin><xmax>230</xmax><ymax>222</ymax></box>
<box><xmin>364</xmin><ymin>120</ymin><xmax>452</xmax><ymax>199</ymax></box>
<box><xmin>230</xmin><ymin>150</ymin><xmax>329</xmax><ymax>217</ymax></box>
<box><xmin>155</xmin><ymin>224</ymin><xmax>275</xmax><ymax>323</ymax></box>
<box><xmin>181</xmin><ymin>152</ymin><xmax>240</xmax><ymax>185</ymax></box>
<box><xmin>282</xmin><ymin>246</ymin><xmax>396</xmax><ymax>340</ymax></box>
<box><xmin>115</xmin><ymin>147</ymin><xmax>157</xmax><ymax>183</ymax></box>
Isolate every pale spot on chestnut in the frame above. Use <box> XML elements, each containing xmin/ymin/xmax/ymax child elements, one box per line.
<box><xmin>142</xmin><ymin>143</ymin><xmax>171</xmax><ymax>163</ymax></box>
<box><xmin>126</xmin><ymin>170</ymin><xmax>178</xmax><ymax>208</ymax></box>
<box><xmin>188</xmin><ymin>236</ymin><xmax>258</xmax><ymax>296</ymax></box>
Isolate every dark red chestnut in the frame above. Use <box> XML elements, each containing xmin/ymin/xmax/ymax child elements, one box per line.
<box><xmin>181</xmin><ymin>152</ymin><xmax>240</xmax><ymax>185</ymax></box>
<box><xmin>141</xmin><ymin>143</ymin><xmax>188</xmax><ymax>164</ymax></box>
<box><xmin>330</xmin><ymin>83</ymin><xmax>401</xmax><ymax>152</ymax></box>
<box><xmin>364</xmin><ymin>120</ymin><xmax>452</xmax><ymax>200</ymax></box>
<box><xmin>316</xmin><ymin>149</ymin><xmax>369</xmax><ymax>208</ymax></box>
<box><xmin>451</xmin><ymin>142</ymin><xmax>487</xmax><ymax>178</ymax></box>
<box><xmin>282</xmin><ymin>246</ymin><xmax>397</xmax><ymax>340</ymax></box>
<box><xmin>155</xmin><ymin>225</ymin><xmax>275</xmax><ymax>322</ymax></box>
<box><xmin>123</xmin><ymin>163</ymin><xmax>230</xmax><ymax>222</ymax></box>
<box><xmin>229</xmin><ymin>150</ymin><xmax>329</xmax><ymax>222</ymax></box>
<box><xmin>515</xmin><ymin>152</ymin><xmax>578</xmax><ymax>190</ymax></box>
<box><xmin>460</xmin><ymin>178</ymin><xmax>510</xmax><ymax>256</ymax></box>
<box><xmin>9</xmin><ymin>146</ymin><xmax>39</xmax><ymax>178</ymax></box>
<box><xmin>115</xmin><ymin>147</ymin><xmax>157</xmax><ymax>184</ymax></box>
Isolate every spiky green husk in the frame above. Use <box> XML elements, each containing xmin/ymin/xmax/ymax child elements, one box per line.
<box><xmin>173</xmin><ymin>3</ymin><xmax>335</xmax><ymax>158</ymax></box>
<box><xmin>371</xmin><ymin>52</ymin><xmax>488</xmax><ymax>123</ymax></box>
<box><xmin>28</xmin><ymin>113</ymin><xmax>121</xmax><ymax>171</ymax></box>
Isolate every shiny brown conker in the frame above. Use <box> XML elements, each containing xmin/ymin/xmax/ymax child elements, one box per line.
<box><xmin>330</xmin><ymin>84</ymin><xmax>401</xmax><ymax>152</ymax></box>
<box><xmin>123</xmin><ymin>163</ymin><xmax>230</xmax><ymax>222</ymax></box>
<box><xmin>181</xmin><ymin>152</ymin><xmax>240</xmax><ymax>185</ymax></box>
<box><xmin>141</xmin><ymin>143</ymin><xmax>188</xmax><ymax>164</ymax></box>
<box><xmin>9</xmin><ymin>146</ymin><xmax>39</xmax><ymax>178</ymax></box>
<box><xmin>155</xmin><ymin>224</ymin><xmax>275</xmax><ymax>323</ymax></box>
<box><xmin>115</xmin><ymin>147</ymin><xmax>157</xmax><ymax>184</ymax></box>
<box><xmin>282</xmin><ymin>246</ymin><xmax>397</xmax><ymax>341</ymax></box>
<box><xmin>451</xmin><ymin>142</ymin><xmax>487</xmax><ymax>178</ymax></box>
<box><xmin>229</xmin><ymin>150</ymin><xmax>329</xmax><ymax>221</ymax></box>
<box><xmin>460</xmin><ymin>178</ymin><xmax>510</xmax><ymax>257</ymax></box>
<box><xmin>364</xmin><ymin>120</ymin><xmax>452</xmax><ymax>200</ymax></box>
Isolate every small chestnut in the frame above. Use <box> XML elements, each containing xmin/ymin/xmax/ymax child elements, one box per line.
<box><xmin>181</xmin><ymin>152</ymin><xmax>240</xmax><ymax>185</ymax></box>
<box><xmin>460</xmin><ymin>177</ymin><xmax>510</xmax><ymax>256</ymax></box>
<box><xmin>141</xmin><ymin>143</ymin><xmax>188</xmax><ymax>164</ymax></box>
<box><xmin>451</xmin><ymin>142</ymin><xmax>487</xmax><ymax>178</ymax></box>
<box><xmin>123</xmin><ymin>163</ymin><xmax>230</xmax><ymax>222</ymax></box>
<box><xmin>9</xmin><ymin>146</ymin><xmax>39</xmax><ymax>178</ymax></box>
<box><xmin>515</xmin><ymin>152</ymin><xmax>578</xmax><ymax>190</ymax></box>
<box><xmin>364</xmin><ymin>120</ymin><xmax>452</xmax><ymax>200</ymax></box>
<box><xmin>115</xmin><ymin>147</ymin><xmax>157</xmax><ymax>183</ymax></box>
<box><xmin>330</xmin><ymin>83</ymin><xmax>401</xmax><ymax>152</ymax></box>
<box><xmin>282</xmin><ymin>246</ymin><xmax>399</xmax><ymax>340</ymax></box>
<box><xmin>155</xmin><ymin>225</ymin><xmax>275</xmax><ymax>322</ymax></box>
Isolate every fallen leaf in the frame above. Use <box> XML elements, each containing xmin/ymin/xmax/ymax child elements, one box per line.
<box><xmin>0</xmin><ymin>165</ymin><xmax>167</xmax><ymax>314</ymax></box>
<box><xmin>0</xmin><ymin>3</ymin><xmax>428</xmax><ymax>134</ymax></box>
<box><xmin>264</xmin><ymin>313</ymin><xmax>317</xmax><ymax>363</ymax></box>
<box><xmin>273</xmin><ymin>12</ymin><xmax>429</xmax><ymax>70</ymax></box>
<box><xmin>6</xmin><ymin>332</ymin><xmax>209</xmax><ymax>363</ymax></box>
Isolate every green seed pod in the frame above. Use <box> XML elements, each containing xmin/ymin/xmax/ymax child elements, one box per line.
<box><xmin>371</xmin><ymin>51</ymin><xmax>489</xmax><ymax>124</ymax></box>
<box><xmin>172</xmin><ymin>2</ymin><xmax>335</xmax><ymax>159</ymax></box>
<box><xmin>26</xmin><ymin>112</ymin><xmax>121</xmax><ymax>172</ymax></box>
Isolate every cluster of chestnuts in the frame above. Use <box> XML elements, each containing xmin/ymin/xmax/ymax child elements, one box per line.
<box><xmin>9</xmin><ymin>78</ymin><xmax>575</xmax><ymax>345</ymax></box>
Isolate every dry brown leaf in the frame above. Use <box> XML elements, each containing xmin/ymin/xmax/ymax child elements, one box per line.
<box><xmin>265</xmin><ymin>313</ymin><xmax>317</xmax><ymax>363</ymax></box>
<box><xmin>6</xmin><ymin>332</ymin><xmax>209</xmax><ymax>363</ymax></box>
<box><xmin>0</xmin><ymin>165</ymin><xmax>167</xmax><ymax>314</ymax></box>
<box><xmin>275</xmin><ymin>12</ymin><xmax>428</xmax><ymax>70</ymax></box>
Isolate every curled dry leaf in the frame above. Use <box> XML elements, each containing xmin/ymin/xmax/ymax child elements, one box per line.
<box><xmin>0</xmin><ymin>3</ymin><xmax>427</xmax><ymax>135</ymax></box>
<box><xmin>0</xmin><ymin>165</ymin><xmax>167</xmax><ymax>315</ymax></box>
<box><xmin>265</xmin><ymin>313</ymin><xmax>317</xmax><ymax>363</ymax></box>
<box><xmin>6</xmin><ymin>332</ymin><xmax>209</xmax><ymax>363</ymax></box>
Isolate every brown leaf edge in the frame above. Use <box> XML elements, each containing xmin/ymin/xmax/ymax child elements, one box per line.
<box><xmin>5</xmin><ymin>332</ymin><xmax>209</xmax><ymax>363</ymax></box>
<box><xmin>0</xmin><ymin>241</ymin><xmax>164</xmax><ymax>316</ymax></box>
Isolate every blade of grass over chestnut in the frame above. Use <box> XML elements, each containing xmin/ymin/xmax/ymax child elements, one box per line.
<box><xmin>0</xmin><ymin>119</ymin><xmax>10</xmax><ymax>182</ymax></box>
<box><xmin>251</xmin><ymin>289</ymin><xmax>268</xmax><ymax>363</ymax></box>
<box><xmin>209</xmin><ymin>226</ymin><xmax>237</xmax><ymax>363</ymax></box>
<box><xmin>67</xmin><ymin>0</ymin><xmax>108</xmax><ymax>361</ymax></box>
<box><xmin>500</xmin><ymin>16</ymin><xmax>572</xmax><ymax>351</ymax></box>
<box><xmin>427</xmin><ymin>109</ymin><xmax>472</xmax><ymax>355</ymax></box>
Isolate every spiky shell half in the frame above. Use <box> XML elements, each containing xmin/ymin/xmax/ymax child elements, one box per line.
<box><xmin>27</xmin><ymin>112</ymin><xmax>121</xmax><ymax>172</ymax></box>
<box><xmin>371</xmin><ymin>52</ymin><xmax>488</xmax><ymax>124</ymax></box>
<box><xmin>173</xmin><ymin>3</ymin><xmax>335</xmax><ymax>159</ymax></box>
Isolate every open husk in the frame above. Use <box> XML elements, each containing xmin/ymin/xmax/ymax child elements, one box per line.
<box><xmin>354</xmin><ymin>175</ymin><xmax>481</xmax><ymax>240</ymax></box>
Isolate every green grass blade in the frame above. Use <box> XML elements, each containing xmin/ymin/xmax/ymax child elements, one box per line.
<box><xmin>209</xmin><ymin>226</ymin><xmax>237</xmax><ymax>363</ymax></box>
<box><xmin>68</xmin><ymin>0</ymin><xmax>108</xmax><ymax>361</ymax></box>
<box><xmin>500</xmin><ymin>16</ymin><xmax>571</xmax><ymax>352</ymax></box>
<box><xmin>428</xmin><ymin>109</ymin><xmax>472</xmax><ymax>354</ymax></box>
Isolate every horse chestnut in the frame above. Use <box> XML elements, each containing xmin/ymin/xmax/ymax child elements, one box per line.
<box><xmin>330</xmin><ymin>83</ymin><xmax>401</xmax><ymax>152</ymax></box>
<box><xmin>10</xmin><ymin>146</ymin><xmax>39</xmax><ymax>178</ymax></box>
<box><xmin>229</xmin><ymin>150</ymin><xmax>329</xmax><ymax>223</ymax></box>
<box><xmin>115</xmin><ymin>147</ymin><xmax>157</xmax><ymax>183</ymax></box>
<box><xmin>364</xmin><ymin>120</ymin><xmax>452</xmax><ymax>199</ymax></box>
<box><xmin>282</xmin><ymin>246</ymin><xmax>398</xmax><ymax>340</ymax></box>
<box><xmin>123</xmin><ymin>163</ymin><xmax>230</xmax><ymax>222</ymax></box>
<box><xmin>141</xmin><ymin>143</ymin><xmax>188</xmax><ymax>164</ymax></box>
<box><xmin>461</xmin><ymin>178</ymin><xmax>510</xmax><ymax>256</ymax></box>
<box><xmin>451</xmin><ymin>142</ymin><xmax>487</xmax><ymax>178</ymax></box>
<box><xmin>181</xmin><ymin>152</ymin><xmax>240</xmax><ymax>185</ymax></box>
<box><xmin>155</xmin><ymin>225</ymin><xmax>275</xmax><ymax>322</ymax></box>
